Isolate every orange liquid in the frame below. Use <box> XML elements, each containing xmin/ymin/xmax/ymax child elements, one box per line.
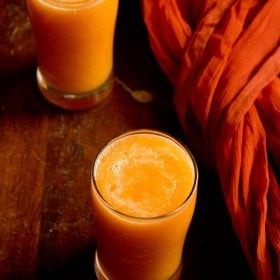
<box><xmin>92</xmin><ymin>131</ymin><xmax>197</xmax><ymax>280</ymax></box>
<box><xmin>27</xmin><ymin>0</ymin><xmax>118</xmax><ymax>93</ymax></box>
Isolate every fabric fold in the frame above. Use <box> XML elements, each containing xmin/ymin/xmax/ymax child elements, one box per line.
<box><xmin>142</xmin><ymin>0</ymin><xmax>280</xmax><ymax>279</ymax></box>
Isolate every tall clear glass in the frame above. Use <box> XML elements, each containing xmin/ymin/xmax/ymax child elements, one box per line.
<box><xmin>27</xmin><ymin>0</ymin><xmax>118</xmax><ymax>110</ymax></box>
<box><xmin>91</xmin><ymin>130</ymin><xmax>198</xmax><ymax>280</ymax></box>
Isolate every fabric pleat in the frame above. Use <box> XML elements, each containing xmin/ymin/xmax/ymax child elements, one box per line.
<box><xmin>142</xmin><ymin>0</ymin><xmax>280</xmax><ymax>279</ymax></box>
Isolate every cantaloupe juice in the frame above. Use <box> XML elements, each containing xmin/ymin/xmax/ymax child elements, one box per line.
<box><xmin>91</xmin><ymin>130</ymin><xmax>198</xmax><ymax>280</ymax></box>
<box><xmin>27</xmin><ymin>0</ymin><xmax>118</xmax><ymax>94</ymax></box>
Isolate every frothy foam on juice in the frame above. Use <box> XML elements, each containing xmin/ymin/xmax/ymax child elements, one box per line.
<box><xmin>94</xmin><ymin>133</ymin><xmax>195</xmax><ymax>218</ymax></box>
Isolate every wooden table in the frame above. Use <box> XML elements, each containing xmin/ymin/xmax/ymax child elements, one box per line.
<box><xmin>0</xmin><ymin>1</ymin><xmax>255</xmax><ymax>279</ymax></box>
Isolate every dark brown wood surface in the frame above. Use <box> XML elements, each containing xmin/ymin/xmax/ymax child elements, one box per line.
<box><xmin>0</xmin><ymin>1</ymin><xmax>255</xmax><ymax>279</ymax></box>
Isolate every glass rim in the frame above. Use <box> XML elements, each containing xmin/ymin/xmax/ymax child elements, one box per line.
<box><xmin>38</xmin><ymin>0</ymin><xmax>104</xmax><ymax>9</ymax></box>
<box><xmin>91</xmin><ymin>129</ymin><xmax>198</xmax><ymax>221</ymax></box>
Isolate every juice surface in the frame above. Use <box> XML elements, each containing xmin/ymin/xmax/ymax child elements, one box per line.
<box><xmin>94</xmin><ymin>132</ymin><xmax>195</xmax><ymax>217</ymax></box>
<box><xmin>27</xmin><ymin>0</ymin><xmax>118</xmax><ymax>93</ymax></box>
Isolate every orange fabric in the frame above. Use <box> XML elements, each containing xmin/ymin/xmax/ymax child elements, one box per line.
<box><xmin>142</xmin><ymin>0</ymin><xmax>280</xmax><ymax>279</ymax></box>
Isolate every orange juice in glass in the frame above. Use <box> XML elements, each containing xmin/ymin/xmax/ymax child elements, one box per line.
<box><xmin>27</xmin><ymin>0</ymin><xmax>118</xmax><ymax>110</ymax></box>
<box><xmin>91</xmin><ymin>130</ymin><xmax>198</xmax><ymax>280</ymax></box>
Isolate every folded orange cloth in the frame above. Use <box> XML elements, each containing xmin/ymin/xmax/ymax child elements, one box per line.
<box><xmin>142</xmin><ymin>0</ymin><xmax>280</xmax><ymax>279</ymax></box>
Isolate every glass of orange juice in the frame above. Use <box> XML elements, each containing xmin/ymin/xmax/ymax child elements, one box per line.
<box><xmin>27</xmin><ymin>0</ymin><xmax>118</xmax><ymax>110</ymax></box>
<box><xmin>91</xmin><ymin>129</ymin><xmax>198</xmax><ymax>280</ymax></box>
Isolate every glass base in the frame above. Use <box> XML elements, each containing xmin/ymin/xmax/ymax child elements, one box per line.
<box><xmin>94</xmin><ymin>251</ymin><xmax>183</xmax><ymax>280</ymax></box>
<box><xmin>36</xmin><ymin>69</ymin><xmax>114</xmax><ymax>110</ymax></box>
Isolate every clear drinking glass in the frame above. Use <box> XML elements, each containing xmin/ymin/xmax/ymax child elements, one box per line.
<box><xmin>91</xmin><ymin>129</ymin><xmax>198</xmax><ymax>280</ymax></box>
<box><xmin>27</xmin><ymin>0</ymin><xmax>119</xmax><ymax>110</ymax></box>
